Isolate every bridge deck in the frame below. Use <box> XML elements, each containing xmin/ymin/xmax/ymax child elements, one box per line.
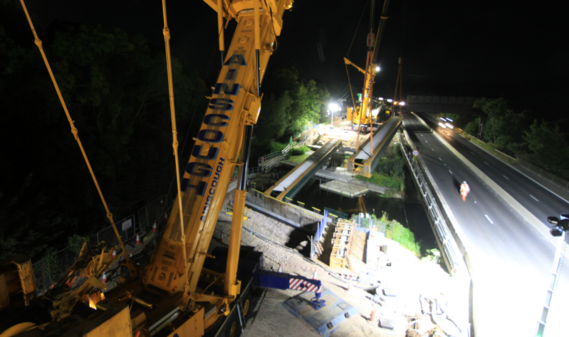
<box><xmin>265</xmin><ymin>139</ymin><xmax>342</xmax><ymax>201</ymax></box>
<box><xmin>349</xmin><ymin>116</ymin><xmax>403</xmax><ymax>177</ymax></box>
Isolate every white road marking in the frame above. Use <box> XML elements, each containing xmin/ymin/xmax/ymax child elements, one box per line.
<box><xmin>503</xmin><ymin>175</ymin><xmax>509</xmax><ymax>180</ymax></box>
<box><xmin>432</xmin><ymin>148</ymin><xmax>434</xmax><ymax>151</ymax></box>
<box><xmin>471</xmin><ymin>152</ymin><xmax>475</xmax><ymax>155</ymax></box>
<box><xmin>425</xmin><ymin>141</ymin><xmax>428</xmax><ymax>143</ymax></box>
<box><xmin>484</xmin><ymin>162</ymin><xmax>489</xmax><ymax>165</ymax></box>
<box><xmin>449</xmin><ymin>170</ymin><xmax>453</xmax><ymax>174</ymax></box>
<box><xmin>485</xmin><ymin>214</ymin><xmax>494</xmax><ymax>224</ymax></box>
<box><xmin>530</xmin><ymin>195</ymin><xmax>539</xmax><ymax>202</ymax></box>
<box><xmin>439</xmin><ymin>157</ymin><xmax>442</xmax><ymax>161</ymax></box>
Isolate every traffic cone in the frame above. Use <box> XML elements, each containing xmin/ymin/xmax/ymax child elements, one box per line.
<box><xmin>102</xmin><ymin>272</ymin><xmax>107</xmax><ymax>284</ymax></box>
<box><xmin>152</xmin><ymin>221</ymin><xmax>157</xmax><ymax>233</ymax></box>
<box><xmin>370</xmin><ymin>305</ymin><xmax>377</xmax><ymax>323</ymax></box>
<box><xmin>313</xmin><ymin>271</ymin><xmax>317</xmax><ymax>280</ymax></box>
<box><xmin>136</xmin><ymin>233</ymin><xmax>141</xmax><ymax>245</ymax></box>
<box><xmin>347</xmin><ymin>276</ymin><xmax>353</xmax><ymax>293</ymax></box>
<box><xmin>278</xmin><ymin>264</ymin><xmax>282</xmax><ymax>273</ymax></box>
<box><xmin>112</xmin><ymin>249</ymin><xmax>117</xmax><ymax>258</ymax></box>
<box><xmin>130</xmin><ymin>251</ymin><xmax>133</xmax><ymax>258</ymax></box>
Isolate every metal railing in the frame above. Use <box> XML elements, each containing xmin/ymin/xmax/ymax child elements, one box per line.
<box><xmin>400</xmin><ymin>130</ymin><xmax>461</xmax><ymax>275</ymax></box>
<box><xmin>257</xmin><ymin>142</ymin><xmax>296</xmax><ymax>165</ymax></box>
<box><xmin>517</xmin><ymin>157</ymin><xmax>569</xmax><ymax>190</ymax></box>
<box><xmin>354</xmin><ymin>214</ymin><xmax>386</xmax><ymax>233</ymax></box>
<box><xmin>247</xmin><ymin>166</ymin><xmax>266</xmax><ymax>174</ymax></box>
<box><xmin>32</xmin><ymin>195</ymin><xmax>173</xmax><ymax>295</ymax></box>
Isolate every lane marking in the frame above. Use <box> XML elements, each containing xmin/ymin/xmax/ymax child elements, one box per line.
<box><xmin>503</xmin><ymin>175</ymin><xmax>509</xmax><ymax>180</ymax></box>
<box><xmin>439</xmin><ymin>157</ymin><xmax>442</xmax><ymax>161</ymax></box>
<box><xmin>432</xmin><ymin>148</ymin><xmax>434</xmax><ymax>151</ymax></box>
<box><xmin>485</xmin><ymin>214</ymin><xmax>494</xmax><ymax>224</ymax></box>
<box><xmin>484</xmin><ymin>162</ymin><xmax>489</xmax><ymax>165</ymax></box>
<box><xmin>449</xmin><ymin>170</ymin><xmax>453</xmax><ymax>174</ymax></box>
<box><xmin>425</xmin><ymin>140</ymin><xmax>428</xmax><ymax>143</ymax></box>
<box><xmin>530</xmin><ymin>195</ymin><xmax>539</xmax><ymax>202</ymax></box>
<box><xmin>471</xmin><ymin>152</ymin><xmax>475</xmax><ymax>155</ymax></box>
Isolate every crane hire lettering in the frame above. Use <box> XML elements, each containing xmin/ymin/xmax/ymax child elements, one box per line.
<box><xmin>180</xmin><ymin>53</ymin><xmax>246</xmax><ymax>199</ymax></box>
<box><xmin>200</xmin><ymin>158</ymin><xmax>224</xmax><ymax>221</ymax></box>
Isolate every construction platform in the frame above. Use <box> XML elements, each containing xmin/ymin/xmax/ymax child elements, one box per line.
<box><xmin>282</xmin><ymin>286</ymin><xmax>358</xmax><ymax>337</ymax></box>
<box><xmin>265</xmin><ymin>139</ymin><xmax>342</xmax><ymax>201</ymax></box>
<box><xmin>348</xmin><ymin>115</ymin><xmax>403</xmax><ymax>177</ymax></box>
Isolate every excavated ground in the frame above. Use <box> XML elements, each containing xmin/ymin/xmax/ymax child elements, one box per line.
<box><xmin>210</xmin><ymin>210</ymin><xmax>460</xmax><ymax>337</ymax></box>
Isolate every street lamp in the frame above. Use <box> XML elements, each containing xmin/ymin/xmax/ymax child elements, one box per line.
<box><xmin>328</xmin><ymin>102</ymin><xmax>340</xmax><ymax>128</ymax></box>
<box><xmin>535</xmin><ymin>214</ymin><xmax>569</xmax><ymax>336</ymax></box>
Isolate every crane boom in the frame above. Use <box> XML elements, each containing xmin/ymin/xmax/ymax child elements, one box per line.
<box><xmin>0</xmin><ymin>1</ymin><xmax>294</xmax><ymax>336</ymax></box>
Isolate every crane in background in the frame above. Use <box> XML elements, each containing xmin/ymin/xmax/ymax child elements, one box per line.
<box><xmin>344</xmin><ymin>0</ymin><xmax>392</xmax><ymax>153</ymax></box>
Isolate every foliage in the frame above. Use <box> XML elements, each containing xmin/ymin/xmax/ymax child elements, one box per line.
<box><xmin>524</xmin><ymin>120</ymin><xmax>569</xmax><ymax>178</ymax></box>
<box><xmin>288</xmin><ymin>153</ymin><xmax>312</xmax><ymax>163</ymax></box>
<box><xmin>0</xmin><ymin>19</ymin><xmax>207</xmax><ymax>260</ymax></box>
<box><xmin>355</xmin><ymin>172</ymin><xmax>404</xmax><ymax>191</ymax></box>
<box><xmin>421</xmin><ymin>248</ymin><xmax>442</xmax><ymax>264</ymax></box>
<box><xmin>290</xmin><ymin>145</ymin><xmax>310</xmax><ymax>156</ymax></box>
<box><xmin>377</xmin><ymin>212</ymin><xmax>421</xmax><ymax>255</ymax></box>
<box><xmin>391</xmin><ymin>143</ymin><xmax>401</xmax><ymax>158</ymax></box>
<box><xmin>355</xmin><ymin>157</ymin><xmax>406</xmax><ymax>191</ymax></box>
<box><xmin>350</xmin><ymin>213</ymin><xmax>384</xmax><ymax>230</ymax></box>
<box><xmin>463</xmin><ymin>118</ymin><xmax>479</xmax><ymax>136</ymax></box>
<box><xmin>377</xmin><ymin>157</ymin><xmax>405</xmax><ymax>180</ymax></box>
<box><xmin>269</xmin><ymin>141</ymin><xmax>288</xmax><ymax>153</ymax></box>
<box><xmin>460</xmin><ymin>97</ymin><xmax>569</xmax><ymax>179</ymax></box>
<box><xmin>473</xmin><ymin>97</ymin><xmax>529</xmax><ymax>154</ymax></box>
<box><xmin>67</xmin><ymin>234</ymin><xmax>90</xmax><ymax>255</ymax></box>
<box><xmin>254</xmin><ymin>66</ymin><xmax>329</xmax><ymax>150</ymax></box>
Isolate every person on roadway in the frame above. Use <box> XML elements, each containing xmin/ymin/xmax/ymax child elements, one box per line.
<box><xmin>460</xmin><ymin>181</ymin><xmax>470</xmax><ymax>201</ymax></box>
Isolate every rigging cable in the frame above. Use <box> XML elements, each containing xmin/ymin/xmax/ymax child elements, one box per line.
<box><xmin>161</xmin><ymin>0</ymin><xmax>191</xmax><ymax>306</ymax></box>
<box><xmin>161</xmin><ymin>12</ymin><xmax>226</xmax><ymax>218</ymax></box>
<box><xmin>345</xmin><ymin>62</ymin><xmax>356</xmax><ymax>112</ymax></box>
<box><xmin>18</xmin><ymin>0</ymin><xmax>135</xmax><ymax>276</ymax></box>
<box><xmin>346</xmin><ymin>0</ymin><xmax>370</xmax><ymax>57</ymax></box>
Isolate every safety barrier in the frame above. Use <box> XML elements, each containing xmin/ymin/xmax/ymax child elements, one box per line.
<box><xmin>247</xmin><ymin>188</ymin><xmax>322</xmax><ymax>226</ymax></box>
<box><xmin>517</xmin><ymin>157</ymin><xmax>569</xmax><ymax>190</ymax></box>
<box><xmin>257</xmin><ymin>142</ymin><xmax>296</xmax><ymax>166</ymax></box>
<box><xmin>399</xmin><ymin>129</ymin><xmax>461</xmax><ymax>275</ymax></box>
<box><xmin>32</xmin><ymin>195</ymin><xmax>173</xmax><ymax>295</ymax></box>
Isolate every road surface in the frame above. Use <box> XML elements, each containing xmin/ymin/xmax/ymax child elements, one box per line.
<box><xmin>403</xmin><ymin>113</ymin><xmax>569</xmax><ymax>337</ymax></box>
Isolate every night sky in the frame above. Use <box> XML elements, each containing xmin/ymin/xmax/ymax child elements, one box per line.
<box><xmin>15</xmin><ymin>0</ymin><xmax>569</xmax><ymax>117</ymax></box>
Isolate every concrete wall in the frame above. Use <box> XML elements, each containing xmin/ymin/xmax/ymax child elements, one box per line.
<box><xmin>246</xmin><ymin>188</ymin><xmax>322</xmax><ymax>227</ymax></box>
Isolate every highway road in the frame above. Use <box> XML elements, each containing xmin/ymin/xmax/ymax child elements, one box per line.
<box><xmin>402</xmin><ymin>113</ymin><xmax>569</xmax><ymax>337</ymax></box>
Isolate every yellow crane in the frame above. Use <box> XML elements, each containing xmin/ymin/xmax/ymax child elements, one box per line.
<box><xmin>0</xmin><ymin>0</ymin><xmax>293</xmax><ymax>336</ymax></box>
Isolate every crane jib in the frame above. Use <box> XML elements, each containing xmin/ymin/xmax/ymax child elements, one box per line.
<box><xmin>180</xmin><ymin>53</ymin><xmax>247</xmax><ymax>218</ymax></box>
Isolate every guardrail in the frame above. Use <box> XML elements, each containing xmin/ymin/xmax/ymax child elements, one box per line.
<box><xmin>517</xmin><ymin>157</ymin><xmax>569</xmax><ymax>190</ymax></box>
<box><xmin>399</xmin><ymin>129</ymin><xmax>461</xmax><ymax>275</ymax></box>
<box><xmin>257</xmin><ymin>142</ymin><xmax>296</xmax><ymax>165</ymax></box>
<box><xmin>32</xmin><ymin>195</ymin><xmax>173</xmax><ymax>294</ymax></box>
